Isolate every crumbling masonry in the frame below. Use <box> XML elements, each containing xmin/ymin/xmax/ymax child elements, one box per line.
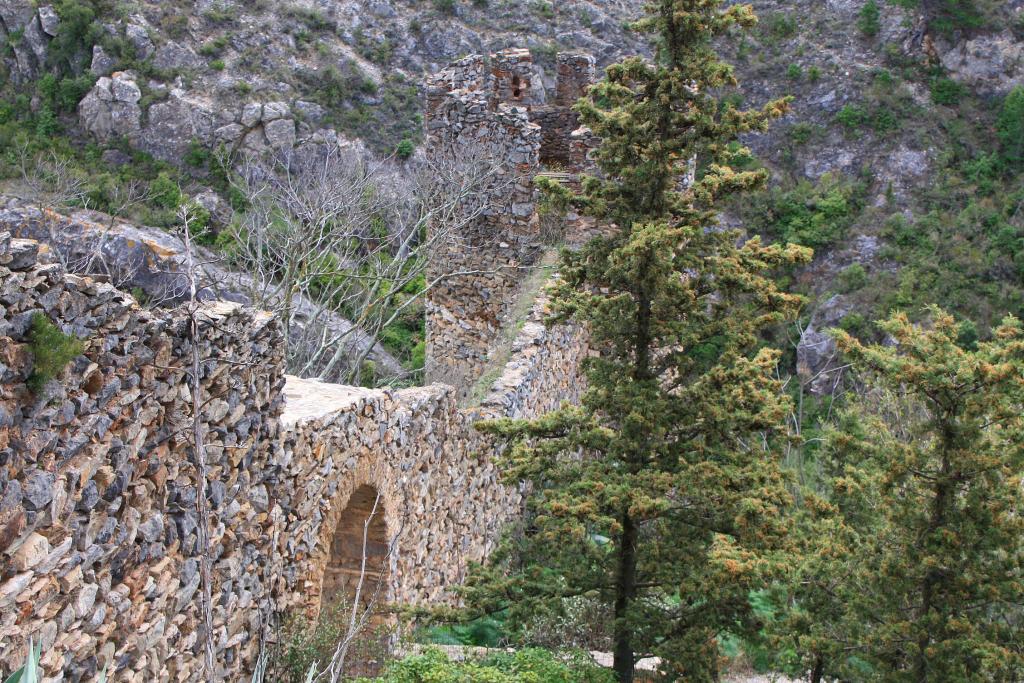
<box><xmin>0</xmin><ymin>49</ymin><xmax>595</xmax><ymax>682</ymax></box>
<box><xmin>424</xmin><ymin>50</ymin><xmax>597</xmax><ymax>396</ymax></box>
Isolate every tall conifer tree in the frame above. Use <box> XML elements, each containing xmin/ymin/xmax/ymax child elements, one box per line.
<box><xmin>464</xmin><ymin>2</ymin><xmax>810</xmax><ymax>680</ymax></box>
<box><xmin>779</xmin><ymin>310</ymin><xmax>1024</xmax><ymax>682</ymax></box>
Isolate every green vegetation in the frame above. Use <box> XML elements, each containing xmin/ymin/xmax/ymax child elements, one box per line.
<box><xmin>27</xmin><ymin>313</ymin><xmax>83</xmax><ymax>393</ymax></box>
<box><xmin>461</xmin><ymin>3</ymin><xmax>810</xmax><ymax>681</ymax></box>
<box><xmin>997</xmin><ymin>86</ymin><xmax>1024</xmax><ymax>168</ymax></box>
<box><xmin>857</xmin><ymin>0</ymin><xmax>880</xmax><ymax>37</ymax></box>
<box><xmin>774</xmin><ymin>310</ymin><xmax>1024</xmax><ymax>681</ymax></box>
<box><xmin>357</xmin><ymin>648</ymin><xmax>614</xmax><ymax>683</ymax></box>
<box><xmin>745</xmin><ymin>173</ymin><xmax>866</xmax><ymax>249</ymax></box>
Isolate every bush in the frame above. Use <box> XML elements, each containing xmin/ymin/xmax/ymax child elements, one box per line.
<box><xmin>838</xmin><ymin>263</ymin><xmax>868</xmax><ymax>292</ymax></box>
<box><xmin>27</xmin><ymin>313</ymin><xmax>83</xmax><ymax>393</ymax></box>
<box><xmin>751</xmin><ymin>174</ymin><xmax>863</xmax><ymax>249</ymax></box>
<box><xmin>360</xmin><ymin>648</ymin><xmax>615</xmax><ymax>683</ymax></box>
<box><xmin>997</xmin><ymin>86</ymin><xmax>1024</xmax><ymax>168</ymax></box>
<box><xmin>858</xmin><ymin>0</ymin><xmax>880</xmax><ymax>37</ymax></box>
<box><xmin>786</xmin><ymin>63</ymin><xmax>802</xmax><ymax>80</ymax></box>
<box><xmin>395</xmin><ymin>138</ymin><xmax>415</xmax><ymax>159</ymax></box>
<box><xmin>930</xmin><ymin>76</ymin><xmax>966</xmax><ymax>105</ymax></box>
<box><xmin>150</xmin><ymin>172</ymin><xmax>182</xmax><ymax>209</ymax></box>
<box><xmin>836</xmin><ymin>105</ymin><xmax>866</xmax><ymax>131</ymax></box>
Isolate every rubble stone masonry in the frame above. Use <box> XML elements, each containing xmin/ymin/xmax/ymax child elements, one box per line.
<box><xmin>0</xmin><ymin>231</ymin><xmax>587</xmax><ymax>681</ymax></box>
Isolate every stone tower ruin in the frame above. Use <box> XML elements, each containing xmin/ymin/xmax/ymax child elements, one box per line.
<box><xmin>423</xmin><ymin>49</ymin><xmax>597</xmax><ymax>398</ymax></box>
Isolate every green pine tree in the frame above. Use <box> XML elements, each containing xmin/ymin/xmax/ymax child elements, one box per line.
<box><xmin>461</xmin><ymin>2</ymin><xmax>810</xmax><ymax>681</ymax></box>
<box><xmin>779</xmin><ymin>309</ymin><xmax>1024</xmax><ymax>682</ymax></box>
<box><xmin>996</xmin><ymin>86</ymin><xmax>1024</xmax><ymax>170</ymax></box>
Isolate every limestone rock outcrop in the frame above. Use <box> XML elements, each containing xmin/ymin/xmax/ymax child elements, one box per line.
<box><xmin>77</xmin><ymin>72</ymin><xmax>143</xmax><ymax>143</ymax></box>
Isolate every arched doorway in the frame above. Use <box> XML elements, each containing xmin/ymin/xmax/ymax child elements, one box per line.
<box><xmin>322</xmin><ymin>485</ymin><xmax>390</xmax><ymax>611</ymax></box>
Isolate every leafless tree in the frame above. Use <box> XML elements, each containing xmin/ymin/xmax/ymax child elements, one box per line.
<box><xmin>314</xmin><ymin>491</ymin><xmax>404</xmax><ymax>683</ymax></box>
<box><xmin>226</xmin><ymin>143</ymin><xmax>516</xmax><ymax>385</ymax></box>
<box><xmin>178</xmin><ymin>202</ymin><xmax>218</xmax><ymax>683</ymax></box>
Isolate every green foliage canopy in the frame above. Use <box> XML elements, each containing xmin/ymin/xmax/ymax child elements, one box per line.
<box><xmin>462</xmin><ymin>1</ymin><xmax>811</xmax><ymax>681</ymax></box>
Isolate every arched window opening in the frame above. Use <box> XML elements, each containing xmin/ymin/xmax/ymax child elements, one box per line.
<box><xmin>512</xmin><ymin>75</ymin><xmax>522</xmax><ymax>99</ymax></box>
<box><xmin>322</xmin><ymin>485</ymin><xmax>390</xmax><ymax>611</ymax></box>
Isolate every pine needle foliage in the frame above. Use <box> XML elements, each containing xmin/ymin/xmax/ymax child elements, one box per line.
<box><xmin>27</xmin><ymin>313</ymin><xmax>83</xmax><ymax>394</ymax></box>
<box><xmin>463</xmin><ymin>2</ymin><xmax>811</xmax><ymax>681</ymax></box>
<box><xmin>778</xmin><ymin>308</ymin><xmax>1024</xmax><ymax>682</ymax></box>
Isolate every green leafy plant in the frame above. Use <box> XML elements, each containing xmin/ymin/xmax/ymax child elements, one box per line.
<box><xmin>857</xmin><ymin>0</ymin><xmax>880</xmax><ymax>37</ymax></box>
<box><xmin>997</xmin><ymin>86</ymin><xmax>1024</xmax><ymax>169</ymax></box>
<box><xmin>930</xmin><ymin>76</ymin><xmax>966</xmax><ymax>105</ymax></box>
<box><xmin>27</xmin><ymin>314</ymin><xmax>83</xmax><ymax>393</ymax></box>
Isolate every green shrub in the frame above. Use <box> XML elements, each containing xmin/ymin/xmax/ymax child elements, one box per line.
<box><xmin>786</xmin><ymin>63</ymin><xmax>802</xmax><ymax>80</ymax></box>
<box><xmin>395</xmin><ymin>139</ymin><xmax>415</xmax><ymax>159</ymax></box>
<box><xmin>750</xmin><ymin>174</ymin><xmax>863</xmax><ymax>249</ymax></box>
<box><xmin>762</xmin><ymin>12</ymin><xmax>797</xmax><ymax>42</ymax></box>
<box><xmin>838</xmin><ymin>263</ymin><xmax>868</xmax><ymax>292</ymax></box>
<box><xmin>360</xmin><ymin>648</ymin><xmax>615</xmax><ymax>683</ymax></box>
<box><xmin>788</xmin><ymin>122</ymin><xmax>816</xmax><ymax>145</ymax></box>
<box><xmin>807</xmin><ymin>65</ymin><xmax>821</xmax><ymax>82</ymax></box>
<box><xmin>996</xmin><ymin>86</ymin><xmax>1024</xmax><ymax>168</ymax></box>
<box><xmin>836</xmin><ymin>105</ymin><xmax>867</xmax><ymax>131</ymax></box>
<box><xmin>210</xmin><ymin>58</ymin><xmax>226</xmax><ymax>71</ymax></box>
<box><xmin>930</xmin><ymin>76</ymin><xmax>966</xmax><ymax>105</ymax></box>
<box><xmin>858</xmin><ymin>0</ymin><xmax>880</xmax><ymax>36</ymax></box>
<box><xmin>27</xmin><ymin>314</ymin><xmax>83</xmax><ymax>393</ymax></box>
<box><xmin>150</xmin><ymin>172</ymin><xmax>182</xmax><ymax>209</ymax></box>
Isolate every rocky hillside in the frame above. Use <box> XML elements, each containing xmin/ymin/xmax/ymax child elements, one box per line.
<box><xmin>2</xmin><ymin>0</ymin><xmax>1023</xmax><ymax>389</ymax></box>
<box><xmin>2</xmin><ymin>0</ymin><xmax>646</xmax><ymax>159</ymax></box>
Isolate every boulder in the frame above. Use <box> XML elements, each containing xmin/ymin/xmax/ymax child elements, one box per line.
<box><xmin>37</xmin><ymin>5</ymin><xmax>59</xmax><ymax>36</ymax></box>
<box><xmin>263</xmin><ymin>118</ymin><xmax>296</xmax><ymax>149</ymax></box>
<box><xmin>138</xmin><ymin>90</ymin><xmax>217</xmax><ymax>163</ymax></box>
<box><xmin>78</xmin><ymin>73</ymin><xmax>143</xmax><ymax>142</ymax></box>
<box><xmin>125</xmin><ymin>23</ymin><xmax>154</xmax><ymax>60</ymax></box>
<box><xmin>261</xmin><ymin>101</ymin><xmax>290</xmax><ymax>122</ymax></box>
<box><xmin>941</xmin><ymin>31</ymin><xmax>1024</xmax><ymax>96</ymax></box>
<box><xmin>90</xmin><ymin>45</ymin><xmax>117</xmax><ymax>76</ymax></box>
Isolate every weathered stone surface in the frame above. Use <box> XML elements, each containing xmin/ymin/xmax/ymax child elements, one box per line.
<box><xmin>139</xmin><ymin>90</ymin><xmax>217</xmax><ymax>163</ymax></box>
<box><xmin>0</xmin><ymin>222</ymin><xmax>588</xmax><ymax>680</ymax></box>
<box><xmin>10</xmin><ymin>532</ymin><xmax>49</xmax><ymax>570</ymax></box>
<box><xmin>36</xmin><ymin>5</ymin><xmax>59</xmax><ymax>36</ymax></box>
<box><xmin>78</xmin><ymin>72</ymin><xmax>143</xmax><ymax>142</ymax></box>
<box><xmin>90</xmin><ymin>45</ymin><xmax>117</xmax><ymax>76</ymax></box>
<box><xmin>263</xmin><ymin>118</ymin><xmax>296</xmax><ymax>149</ymax></box>
<box><xmin>941</xmin><ymin>31</ymin><xmax>1024</xmax><ymax>95</ymax></box>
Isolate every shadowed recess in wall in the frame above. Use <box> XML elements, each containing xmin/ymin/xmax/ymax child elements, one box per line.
<box><xmin>322</xmin><ymin>485</ymin><xmax>390</xmax><ymax>612</ymax></box>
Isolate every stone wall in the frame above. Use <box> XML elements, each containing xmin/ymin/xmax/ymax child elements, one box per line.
<box><xmin>423</xmin><ymin>58</ymin><xmax>543</xmax><ymax>397</ymax></box>
<box><xmin>0</xmin><ymin>233</ymin><xmax>589</xmax><ymax>681</ymax></box>
<box><xmin>422</xmin><ymin>49</ymin><xmax>596</xmax><ymax>398</ymax></box>
<box><xmin>0</xmin><ymin>234</ymin><xmax>284</xmax><ymax>681</ymax></box>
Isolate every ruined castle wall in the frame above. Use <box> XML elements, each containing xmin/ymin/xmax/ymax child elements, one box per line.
<box><xmin>424</xmin><ymin>78</ymin><xmax>542</xmax><ymax>397</ymax></box>
<box><xmin>275</xmin><ymin>294</ymin><xmax>589</xmax><ymax>621</ymax></box>
<box><xmin>0</xmin><ymin>234</ymin><xmax>285</xmax><ymax>681</ymax></box>
<box><xmin>0</xmin><ymin>234</ymin><xmax>588</xmax><ymax>681</ymax></box>
<box><xmin>532</xmin><ymin>53</ymin><xmax>597</xmax><ymax>168</ymax></box>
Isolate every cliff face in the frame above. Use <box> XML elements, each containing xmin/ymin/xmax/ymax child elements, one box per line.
<box><xmin>1</xmin><ymin>0</ymin><xmax>647</xmax><ymax>158</ymax></box>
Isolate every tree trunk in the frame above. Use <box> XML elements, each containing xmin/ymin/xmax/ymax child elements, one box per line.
<box><xmin>810</xmin><ymin>654</ymin><xmax>825</xmax><ymax>683</ymax></box>
<box><xmin>613</xmin><ymin>509</ymin><xmax>639</xmax><ymax>683</ymax></box>
<box><xmin>915</xmin><ymin>444</ymin><xmax>954</xmax><ymax>683</ymax></box>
